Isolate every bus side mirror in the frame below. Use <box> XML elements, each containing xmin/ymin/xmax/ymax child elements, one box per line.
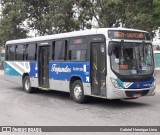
<box><xmin>108</xmin><ymin>44</ymin><xmax>112</xmax><ymax>56</ymax></box>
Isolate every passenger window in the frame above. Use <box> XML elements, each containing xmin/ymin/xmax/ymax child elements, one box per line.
<box><xmin>7</xmin><ymin>45</ymin><xmax>15</xmax><ymax>60</ymax></box>
<box><xmin>15</xmin><ymin>45</ymin><xmax>25</xmax><ymax>60</ymax></box>
<box><xmin>52</xmin><ymin>40</ymin><xmax>67</xmax><ymax>60</ymax></box>
<box><xmin>26</xmin><ymin>44</ymin><xmax>37</xmax><ymax>60</ymax></box>
<box><xmin>69</xmin><ymin>37</ymin><xmax>87</xmax><ymax>61</ymax></box>
<box><xmin>70</xmin><ymin>50</ymin><xmax>86</xmax><ymax>61</ymax></box>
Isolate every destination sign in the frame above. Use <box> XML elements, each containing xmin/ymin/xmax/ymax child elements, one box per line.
<box><xmin>108</xmin><ymin>30</ymin><xmax>151</xmax><ymax>40</ymax></box>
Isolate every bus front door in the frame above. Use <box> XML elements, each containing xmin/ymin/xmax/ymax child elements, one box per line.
<box><xmin>91</xmin><ymin>43</ymin><xmax>106</xmax><ymax>97</ymax></box>
<box><xmin>39</xmin><ymin>46</ymin><xmax>50</xmax><ymax>88</ymax></box>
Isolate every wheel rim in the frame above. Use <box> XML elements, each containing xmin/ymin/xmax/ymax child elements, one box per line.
<box><xmin>25</xmin><ymin>79</ymin><xmax>30</xmax><ymax>91</ymax></box>
<box><xmin>74</xmin><ymin>85</ymin><xmax>82</xmax><ymax>99</ymax></box>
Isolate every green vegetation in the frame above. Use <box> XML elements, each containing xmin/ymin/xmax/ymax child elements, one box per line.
<box><xmin>0</xmin><ymin>0</ymin><xmax>160</xmax><ymax>45</ymax></box>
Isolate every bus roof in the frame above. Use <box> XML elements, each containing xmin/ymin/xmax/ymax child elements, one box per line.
<box><xmin>6</xmin><ymin>28</ymin><xmax>149</xmax><ymax>45</ymax></box>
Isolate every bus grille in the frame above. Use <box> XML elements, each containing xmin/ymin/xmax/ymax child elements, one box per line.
<box><xmin>125</xmin><ymin>90</ymin><xmax>149</xmax><ymax>98</ymax></box>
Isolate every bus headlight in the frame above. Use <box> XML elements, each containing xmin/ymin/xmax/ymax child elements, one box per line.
<box><xmin>110</xmin><ymin>77</ymin><xmax>122</xmax><ymax>89</ymax></box>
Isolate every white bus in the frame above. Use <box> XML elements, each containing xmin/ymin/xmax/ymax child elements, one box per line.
<box><xmin>4</xmin><ymin>28</ymin><xmax>156</xmax><ymax>103</ymax></box>
<box><xmin>154</xmin><ymin>50</ymin><xmax>160</xmax><ymax>70</ymax></box>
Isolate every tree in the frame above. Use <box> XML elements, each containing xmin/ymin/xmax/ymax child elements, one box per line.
<box><xmin>0</xmin><ymin>0</ymin><xmax>160</xmax><ymax>45</ymax></box>
<box><xmin>91</xmin><ymin>0</ymin><xmax>160</xmax><ymax>36</ymax></box>
<box><xmin>122</xmin><ymin>0</ymin><xmax>160</xmax><ymax>36</ymax></box>
<box><xmin>0</xmin><ymin>0</ymin><xmax>28</xmax><ymax>45</ymax></box>
<box><xmin>25</xmin><ymin>0</ymin><xmax>81</xmax><ymax>35</ymax></box>
<box><xmin>91</xmin><ymin>0</ymin><xmax>124</xmax><ymax>27</ymax></box>
<box><xmin>74</xmin><ymin>0</ymin><xmax>93</xmax><ymax>29</ymax></box>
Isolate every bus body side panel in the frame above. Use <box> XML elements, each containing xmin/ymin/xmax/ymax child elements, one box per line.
<box><xmin>4</xmin><ymin>61</ymin><xmax>39</xmax><ymax>87</ymax></box>
<box><xmin>49</xmin><ymin>61</ymin><xmax>91</xmax><ymax>95</ymax></box>
<box><xmin>29</xmin><ymin>61</ymin><xmax>39</xmax><ymax>87</ymax></box>
<box><xmin>4</xmin><ymin>61</ymin><xmax>22</xmax><ymax>85</ymax></box>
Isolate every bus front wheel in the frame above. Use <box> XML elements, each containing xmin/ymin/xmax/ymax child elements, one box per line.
<box><xmin>71</xmin><ymin>80</ymin><xmax>86</xmax><ymax>103</ymax></box>
<box><xmin>23</xmin><ymin>76</ymin><xmax>33</xmax><ymax>93</ymax></box>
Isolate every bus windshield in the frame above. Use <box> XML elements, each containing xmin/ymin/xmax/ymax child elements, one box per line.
<box><xmin>110</xmin><ymin>41</ymin><xmax>154</xmax><ymax>76</ymax></box>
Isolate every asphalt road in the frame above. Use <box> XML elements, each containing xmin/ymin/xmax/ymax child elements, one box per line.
<box><xmin>0</xmin><ymin>73</ymin><xmax>160</xmax><ymax>135</ymax></box>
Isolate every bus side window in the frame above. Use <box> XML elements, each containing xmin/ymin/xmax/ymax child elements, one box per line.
<box><xmin>69</xmin><ymin>37</ymin><xmax>87</xmax><ymax>61</ymax></box>
<box><xmin>7</xmin><ymin>45</ymin><xmax>15</xmax><ymax>60</ymax></box>
<box><xmin>52</xmin><ymin>42</ymin><xmax>55</xmax><ymax>60</ymax></box>
<box><xmin>25</xmin><ymin>45</ymin><xmax>28</xmax><ymax>60</ymax></box>
<box><xmin>69</xmin><ymin>50</ymin><xmax>86</xmax><ymax>61</ymax></box>
<box><xmin>64</xmin><ymin>40</ymin><xmax>68</xmax><ymax>60</ymax></box>
<box><xmin>26</xmin><ymin>44</ymin><xmax>36</xmax><ymax>61</ymax></box>
<box><xmin>5</xmin><ymin>46</ymin><xmax>9</xmax><ymax>60</ymax></box>
<box><xmin>52</xmin><ymin>40</ymin><xmax>67</xmax><ymax>61</ymax></box>
<box><xmin>15</xmin><ymin>45</ymin><xmax>25</xmax><ymax>61</ymax></box>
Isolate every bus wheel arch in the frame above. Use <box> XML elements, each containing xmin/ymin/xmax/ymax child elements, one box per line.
<box><xmin>22</xmin><ymin>73</ymin><xmax>29</xmax><ymax>82</ymax></box>
<box><xmin>22</xmin><ymin>73</ymin><xmax>34</xmax><ymax>93</ymax></box>
<box><xmin>70</xmin><ymin>76</ymin><xmax>86</xmax><ymax>103</ymax></box>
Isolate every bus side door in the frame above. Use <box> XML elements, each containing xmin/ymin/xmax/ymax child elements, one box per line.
<box><xmin>91</xmin><ymin>42</ymin><xmax>106</xmax><ymax>97</ymax></box>
<box><xmin>38</xmin><ymin>46</ymin><xmax>50</xmax><ymax>88</ymax></box>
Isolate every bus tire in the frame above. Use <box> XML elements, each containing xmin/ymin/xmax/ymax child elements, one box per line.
<box><xmin>71</xmin><ymin>80</ymin><xmax>86</xmax><ymax>103</ymax></box>
<box><xmin>23</xmin><ymin>76</ymin><xmax>33</xmax><ymax>93</ymax></box>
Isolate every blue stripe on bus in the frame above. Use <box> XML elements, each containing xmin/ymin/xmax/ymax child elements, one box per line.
<box><xmin>5</xmin><ymin>61</ymin><xmax>90</xmax><ymax>83</ymax></box>
<box><xmin>5</xmin><ymin>61</ymin><xmax>154</xmax><ymax>88</ymax></box>
<box><xmin>29</xmin><ymin>62</ymin><xmax>38</xmax><ymax>78</ymax></box>
<box><xmin>128</xmin><ymin>77</ymin><xmax>154</xmax><ymax>89</ymax></box>
<box><xmin>49</xmin><ymin>62</ymin><xmax>90</xmax><ymax>83</ymax></box>
<box><xmin>116</xmin><ymin>78</ymin><xmax>125</xmax><ymax>88</ymax></box>
<box><xmin>116</xmin><ymin>77</ymin><xmax>154</xmax><ymax>89</ymax></box>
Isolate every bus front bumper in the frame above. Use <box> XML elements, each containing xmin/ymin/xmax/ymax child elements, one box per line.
<box><xmin>107</xmin><ymin>85</ymin><xmax>156</xmax><ymax>99</ymax></box>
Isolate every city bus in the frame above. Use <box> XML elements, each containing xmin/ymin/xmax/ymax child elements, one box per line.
<box><xmin>154</xmin><ymin>50</ymin><xmax>160</xmax><ymax>70</ymax></box>
<box><xmin>4</xmin><ymin>28</ymin><xmax>156</xmax><ymax>103</ymax></box>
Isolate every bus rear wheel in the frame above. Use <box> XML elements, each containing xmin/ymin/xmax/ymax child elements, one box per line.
<box><xmin>23</xmin><ymin>76</ymin><xmax>33</xmax><ymax>93</ymax></box>
<box><xmin>71</xmin><ymin>80</ymin><xmax>86</xmax><ymax>103</ymax></box>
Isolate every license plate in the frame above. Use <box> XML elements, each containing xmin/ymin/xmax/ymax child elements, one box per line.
<box><xmin>133</xmin><ymin>93</ymin><xmax>141</xmax><ymax>98</ymax></box>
